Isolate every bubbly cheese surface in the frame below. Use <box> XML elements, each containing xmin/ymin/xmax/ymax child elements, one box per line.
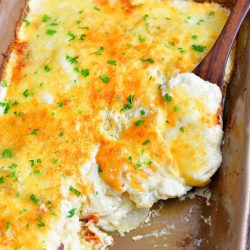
<box><xmin>0</xmin><ymin>0</ymin><xmax>229</xmax><ymax>249</ymax></box>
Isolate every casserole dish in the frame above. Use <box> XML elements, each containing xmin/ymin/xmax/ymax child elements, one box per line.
<box><xmin>0</xmin><ymin>0</ymin><xmax>249</xmax><ymax>249</ymax></box>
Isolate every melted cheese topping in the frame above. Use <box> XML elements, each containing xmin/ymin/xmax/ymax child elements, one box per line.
<box><xmin>0</xmin><ymin>0</ymin><xmax>229</xmax><ymax>249</ymax></box>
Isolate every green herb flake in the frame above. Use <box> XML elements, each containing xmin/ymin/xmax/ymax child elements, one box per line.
<box><xmin>192</xmin><ymin>44</ymin><xmax>206</xmax><ymax>52</ymax></box>
<box><xmin>173</xmin><ymin>106</ymin><xmax>180</xmax><ymax>112</ymax></box>
<box><xmin>67</xmin><ymin>32</ymin><xmax>77</xmax><ymax>41</ymax></box>
<box><xmin>100</xmin><ymin>75</ymin><xmax>110</xmax><ymax>83</ymax></box>
<box><xmin>5</xmin><ymin>221</ymin><xmax>10</xmax><ymax>230</ymax></box>
<box><xmin>94</xmin><ymin>46</ymin><xmax>105</xmax><ymax>55</ymax></box>
<box><xmin>57</xmin><ymin>102</ymin><xmax>64</xmax><ymax>108</ymax></box>
<box><xmin>140</xmin><ymin>110</ymin><xmax>145</xmax><ymax>116</ymax></box>
<box><xmin>121</xmin><ymin>95</ymin><xmax>135</xmax><ymax>111</ymax></box>
<box><xmin>0</xmin><ymin>176</ymin><xmax>4</xmax><ymax>184</ymax></box>
<box><xmin>31</xmin><ymin>129</ymin><xmax>39</xmax><ymax>135</ymax></box>
<box><xmin>58</xmin><ymin>132</ymin><xmax>64</xmax><ymax>137</ymax></box>
<box><xmin>34</xmin><ymin>169</ymin><xmax>41</xmax><ymax>175</ymax></box>
<box><xmin>79</xmin><ymin>34</ymin><xmax>86</xmax><ymax>40</ymax></box>
<box><xmin>44</xmin><ymin>65</ymin><xmax>51</xmax><ymax>72</ymax></box>
<box><xmin>134</xmin><ymin>119</ymin><xmax>145</xmax><ymax>126</ymax></box>
<box><xmin>178</xmin><ymin>48</ymin><xmax>186</xmax><ymax>54</ymax></box>
<box><xmin>46</xmin><ymin>29</ymin><xmax>57</xmax><ymax>35</ymax></box>
<box><xmin>81</xmin><ymin>68</ymin><xmax>89</xmax><ymax>77</ymax></box>
<box><xmin>139</xmin><ymin>36</ymin><xmax>145</xmax><ymax>43</ymax></box>
<box><xmin>98</xmin><ymin>165</ymin><xmax>103</xmax><ymax>173</ymax></box>
<box><xmin>42</xmin><ymin>15</ymin><xmax>51</xmax><ymax>22</ymax></box>
<box><xmin>142</xmin><ymin>139</ymin><xmax>151</xmax><ymax>145</ymax></box>
<box><xmin>3</xmin><ymin>102</ymin><xmax>10</xmax><ymax>114</ymax></box>
<box><xmin>179</xmin><ymin>127</ymin><xmax>185</xmax><ymax>132</ymax></box>
<box><xmin>143</xmin><ymin>14</ymin><xmax>149</xmax><ymax>20</ymax></box>
<box><xmin>107</xmin><ymin>60</ymin><xmax>116</xmax><ymax>66</ymax></box>
<box><xmin>14</xmin><ymin>111</ymin><xmax>24</xmax><ymax>117</ymax></box>
<box><xmin>94</xmin><ymin>6</ymin><xmax>101</xmax><ymax>11</ymax></box>
<box><xmin>67</xmin><ymin>208</ymin><xmax>77</xmax><ymax>218</ymax></box>
<box><xmin>2</xmin><ymin>148</ymin><xmax>14</xmax><ymax>159</ymax></box>
<box><xmin>23</xmin><ymin>89</ymin><xmax>30</xmax><ymax>98</ymax></box>
<box><xmin>69</xmin><ymin>185</ymin><xmax>82</xmax><ymax>197</ymax></box>
<box><xmin>197</xmin><ymin>19</ymin><xmax>205</xmax><ymax>25</ymax></box>
<box><xmin>37</xmin><ymin>218</ymin><xmax>45</xmax><ymax>228</ymax></box>
<box><xmin>30</xmin><ymin>194</ymin><xmax>38</xmax><ymax>205</ymax></box>
<box><xmin>192</xmin><ymin>35</ymin><xmax>198</xmax><ymax>40</ymax></box>
<box><xmin>142</xmin><ymin>58</ymin><xmax>154</xmax><ymax>64</ymax></box>
<box><xmin>24</xmin><ymin>19</ymin><xmax>30</xmax><ymax>26</ymax></box>
<box><xmin>163</xmin><ymin>93</ymin><xmax>172</xmax><ymax>102</ymax></box>
<box><xmin>0</xmin><ymin>80</ymin><xmax>7</xmax><ymax>88</ymax></box>
<box><xmin>12</xmin><ymin>100</ymin><xmax>19</xmax><ymax>106</ymax></box>
<box><xmin>66</xmin><ymin>55</ymin><xmax>78</xmax><ymax>64</ymax></box>
<box><xmin>209</xmin><ymin>11</ymin><xmax>215</xmax><ymax>16</ymax></box>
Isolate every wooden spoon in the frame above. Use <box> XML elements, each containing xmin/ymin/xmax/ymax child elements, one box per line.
<box><xmin>193</xmin><ymin>0</ymin><xmax>250</xmax><ymax>87</ymax></box>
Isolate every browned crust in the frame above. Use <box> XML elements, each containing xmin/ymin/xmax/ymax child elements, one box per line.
<box><xmin>0</xmin><ymin>0</ymin><xmax>29</xmax><ymax>81</ymax></box>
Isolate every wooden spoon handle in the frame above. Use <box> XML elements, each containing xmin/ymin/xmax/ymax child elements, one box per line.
<box><xmin>193</xmin><ymin>0</ymin><xmax>250</xmax><ymax>86</ymax></box>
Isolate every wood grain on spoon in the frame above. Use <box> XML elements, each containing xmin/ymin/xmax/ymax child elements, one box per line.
<box><xmin>193</xmin><ymin>0</ymin><xmax>250</xmax><ymax>86</ymax></box>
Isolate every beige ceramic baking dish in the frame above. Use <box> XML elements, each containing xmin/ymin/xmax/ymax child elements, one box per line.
<box><xmin>0</xmin><ymin>0</ymin><xmax>249</xmax><ymax>249</ymax></box>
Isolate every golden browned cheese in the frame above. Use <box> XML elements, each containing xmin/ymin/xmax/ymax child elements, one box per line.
<box><xmin>0</xmin><ymin>0</ymin><xmax>229</xmax><ymax>249</ymax></box>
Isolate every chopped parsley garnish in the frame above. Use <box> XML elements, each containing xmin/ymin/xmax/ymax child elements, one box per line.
<box><xmin>142</xmin><ymin>58</ymin><xmax>154</xmax><ymax>64</ymax></box>
<box><xmin>163</xmin><ymin>93</ymin><xmax>172</xmax><ymax>102</ymax></box>
<box><xmin>0</xmin><ymin>80</ymin><xmax>7</xmax><ymax>87</ymax></box>
<box><xmin>94</xmin><ymin>6</ymin><xmax>101</xmax><ymax>11</ymax></box>
<box><xmin>69</xmin><ymin>186</ymin><xmax>82</xmax><ymax>197</ymax></box>
<box><xmin>24</xmin><ymin>19</ymin><xmax>30</xmax><ymax>26</ymax></box>
<box><xmin>142</xmin><ymin>139</ymin><xmax>151</xmax><ymax>145</ymax></box>
<box><xmin>138</xmin><ymin>35</ymin><xmax>146</xmax><ymax>43</ymax></box>
<box><xmin>67</xmin><ymin>208</ymin><xmax>77</xmax><ymax>218</ymax></box>
<box><xmin>79</xmin><ymin>34</ymin><xmax>86</xmax><ymax>40</ymax></box>
<box><xmin>30</xmin><ymin>194</ymin><xmax>38</xmax><ymax>204</ymax></box>
<box><xmin>44</xmin><ymin>65</ymin><xmax>51</xmax><ymax>72</ymax></box>
<box><xmin>128</xmin><ymin>155</ymin><xmax>153</xmax><ymax>169</ymax></box>
<box><xmin>179</xmin><ymin>127</ymin><xmax>185</xmax><ymax>132</ymax></box>
<box><xmin>14</xmin><ymin>111</ymin><xmax>24</xmax><ymax>117</ymax></box>
<box><xmin>23</xmin><ymin>89</ymin><xmax>30</xmax><ymax>97</ymax></box>
<box><xmin>197</xmin><ymin>19</ymin><xmax>205</xmax><ymax>25</ymax></box>
<box><xmin>5</xmin><ymin>221</ymin><xmax>10</xmax><ymax>230</ymax></box>
<box><xmin>37</xmin><ymin>218</ymin><xmax>45</xmax><ymax>228</ymax></box>
<box><xmin>2</xmin><ymin>148</ymin><xmax>14</xmax><ymax>159</ymax></box>
<box><xmin>67</xmin><ymin>32</ymin><xmax>77</xmax><ymax>41</ymax></box>
<box><xmin>143</xmin><ymin>14</ymin><xmax>149</xmax><ymax>20</ymax></box>
<box><xmin>173</xmin><ymin>106</ymin><xmax>180</xmax><ymax>112</ymax></box>
<box><xmin>178</xmin><ymin>48</ymin><xmax>186</xmax><ymax>53</ymax></box>
<box><xmin>0</xmin><ymin>101</ymin><xmax>10</xmax><ymax>114</ymax></box>
<box><xmin>0</xmin><ymin>176</ymin><xmax>4</xmax><ymax>184</ymax></box>
<box><xmin>50</xmin><ymin>22</ymin><xmax>59</xmax><ymax>26</ymax></box>
<box><xmin>34</xmin><ymin>169</ymin><xmax>41</xmax><ymax>175</ymax></box>
<box><xmin>57</xmin><ymin>102</ymin><xmax>64</xmax><ymax>107</ymax></box>
<box><xmin>192</xmin><ymin>44</ymin><xmax>206</xmax><ymax>52</ymax></box>
<box><xmin>46</xmin><ymin>29</ymin><xmax>57</xmax><ymax>35</ymax></box>
<box><xmin>12</xmin><ymin>100</ymin><xmax>19</xmax><ymax>106</ymax></box>
<box><xmin>66</xmin><ymin>55</ymin><xmax>78</xmax><ymax>64</ymax></box>
<box><xmin>134</xmin><ymin>119</ymin><xmax>145</xmax><ymax>126</ymax></box>
<box><xmin>98</xmin><ymin>165</ymin><xmax>103</xmax><ymax>173</ymax></box>
<box><xmin>192</xmin><ymin>35</ymin><xmax>198</xmax><ymax>40</ymax></box>
<box><xmin>100</xmin><ymin>75</ymin><xmax>110</xmax><ymax>83</ymax></box>
<box><xmin>81</xmin><ymin>68</ymin><xmax>89</xmax><ymax>77</ymax></box>
<box><xmin>58</xmin><ymin>132</ymin><xmax>64</xmax><ymax>137</ymax></box>
<box><xmin>140</xmin><ymin>110</ymin><xmax>145</xmax><ymax>116</ymax></box>
<box><xmin>107</xmin><ymin>60</ymin><xmax>117</xmax><ymax>66</ymax></box>
<box><xmin>121</xmin><ymin>95</ymin><xmax>135</xmax><ymax>111</ymax></box>
<box><xmin>31</xmin><ymin>129</ymin><xmax>39</xmax><ymax>135</ymax></box>
<box><xmin>93</xmin><ymin>46</ymin><xmax>105</xmax><ymax>55</ymax></box>
<box><xmin>209</xmin><ymin>11</ymin><xmax>215</xmax><ymax>16</ymax></box>
<box><xmin>42</xmin><ymin>15</ymin><xmax>51</xmax><ymax>22</ymax></box>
